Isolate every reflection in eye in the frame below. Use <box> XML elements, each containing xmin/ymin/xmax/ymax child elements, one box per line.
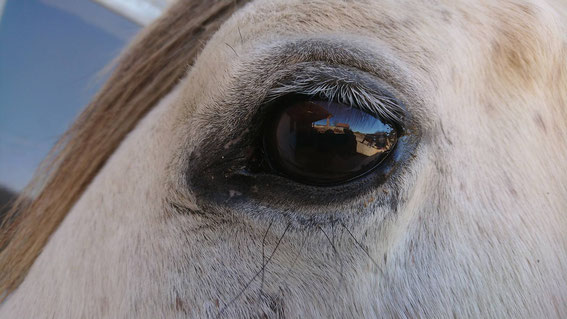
<box><xmin>264</xmin><ymin>99</ymin><xmax>398</xmax><ymax>185</ymax></box>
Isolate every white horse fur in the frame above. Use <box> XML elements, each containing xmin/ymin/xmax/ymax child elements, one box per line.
<box><xmin>1</xmin><ymin>0</ymin><xmax>567</xmax><ymax>317</ymax></box>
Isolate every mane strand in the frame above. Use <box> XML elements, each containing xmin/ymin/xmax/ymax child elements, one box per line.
<box><xmin>0</xmin><ymin>0</ymin><xmax>249</xmax><ymax>299</ymax></box>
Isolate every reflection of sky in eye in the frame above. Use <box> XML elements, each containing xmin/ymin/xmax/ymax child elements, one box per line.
<box><xmin>311</xmin><ymin>101</ymin><xmax>393</xmax><ymax>134</ymax></box>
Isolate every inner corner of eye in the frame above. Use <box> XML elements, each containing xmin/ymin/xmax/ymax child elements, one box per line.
<box><xmin>262</xmin><ymin>97</ymin><xmax>399</xmax><ymax>186</ymax></box>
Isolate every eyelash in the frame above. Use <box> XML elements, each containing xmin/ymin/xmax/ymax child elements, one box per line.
<box><xmin>264</xmin><ymin>67</ymin><xmax>406</xmax><ymax>125</ymax></box>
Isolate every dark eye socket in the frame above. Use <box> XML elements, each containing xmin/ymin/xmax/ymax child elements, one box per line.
<box><xmin>263</xmin><ymin>95</ymin><xmax>399</xmax><ymax>186</ymax></box>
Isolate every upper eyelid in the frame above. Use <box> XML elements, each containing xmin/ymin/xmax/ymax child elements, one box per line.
<box><xmin>265</xmin><ymin>62</ymin><xmax>406</xmax><ymax>125</ymax></box>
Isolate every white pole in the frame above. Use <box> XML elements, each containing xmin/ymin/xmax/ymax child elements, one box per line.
<box><xmin>91</xmin><ymin>0</ymin><xmax>167</xmax><ymax>26</ymax></box>
<box><xmin>0</xmin><ymin>0</ymin><xmax>7</xmax><ymax>24</ymax></box>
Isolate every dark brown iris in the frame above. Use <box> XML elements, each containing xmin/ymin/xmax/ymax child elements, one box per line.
<box><xmin>264</xmin><ymin>99</ymin><xmax>398</xmax><ymax>185</ymax></box>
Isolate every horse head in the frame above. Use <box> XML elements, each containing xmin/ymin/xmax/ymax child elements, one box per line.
<box><xmin>1</xmin><ymin>0</ymin><xmax>566</xmax><ymax>317</ymax></box>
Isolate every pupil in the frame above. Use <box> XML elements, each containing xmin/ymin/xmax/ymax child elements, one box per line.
<box><xmin>265</xmin><ymin>99</ymin><xmax>398</xmax><ymax>185</ymax></box>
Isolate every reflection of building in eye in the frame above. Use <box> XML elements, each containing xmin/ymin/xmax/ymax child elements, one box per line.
<box><xmin>360</xmin><ymin>132</ymin><xmax>396</xmax><ymax>149</ymax></box>
<box><xmin>312</xmin><ymin>121</ymin><xmax>396</xmax><ymax>157</ymax></box>
<box><xmin>297</xmin><ymin>100</ymin><xmax>397</xmax><ymax>157</ymax></box>
<box><xmin>312</xmin><ymin>122</ymin><xmax>352</xmax><ymax>134</ymax></box>
<box><xmin>355</xmin><ymin>131</ymin><xmax>396</xmax><ymax>156</ymax></box>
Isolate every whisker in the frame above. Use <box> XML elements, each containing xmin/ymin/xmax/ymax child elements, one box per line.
<box><xmin>279</xmin><ymin>232</ymin><xmax>310</xmax><ymax>282</ymax></box>
<box><xmin>237</xmin><ymin>26</ymin><xmax>243</xmax><ymax>43</ymax></box>
<box><xmin>224</xmin><ymin>43</ymin><xmax>239</xmax><ymax>57</ymax></box>
<box><xmin>259</xmin><ymin>220</ymin><xmax>274</xmax><ymax>295</ymax></box>
<box><xmin>317</xmin><ymin>225</ymin><xmax>345</xmax><ymax>286</ymax></box>
<box><xmin>216</xmin><ymin>222</ymin><xmax>291</xmax><ymax>318</ymax></box>
<box><xmin>268</xmin><ymin>232</ymin><xmax>311</xmax><ymax>302</ymax></box>
<box><xmin>340</xmin><ymin>222</ymin><xmax>382</xmax><ymax>274</ymax></box>
<box><xmin>289</xmin><ymin>233</ymin><xmax>309</xmax><ymax>269</ymax></box>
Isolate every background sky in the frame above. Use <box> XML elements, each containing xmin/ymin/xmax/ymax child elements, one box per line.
<box><xmin>0</xmin><ymin>0</ymin><xmax>140</xmax><ymax>191</ymax></box>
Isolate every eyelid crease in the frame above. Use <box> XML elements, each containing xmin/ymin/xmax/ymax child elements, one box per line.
<box><xmin>266</xmin><ymin>64</ymin><xmax>406</xmax><ymax>124</ymax></box>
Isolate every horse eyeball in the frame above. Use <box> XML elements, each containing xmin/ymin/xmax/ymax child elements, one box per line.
<box><xmin>264</xmin><ymin>99</ymin><xmax>398</xmax><ymax>185</ymax></box>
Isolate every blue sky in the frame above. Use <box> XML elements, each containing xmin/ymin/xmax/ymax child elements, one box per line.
<box><xmin>0</xmin><ymin>0</ymin><xmax>139</xmax><ymax>191</ymax></box>
<box><xmin>312</xmin><ymin>102</ymin><xmax>394</xmax><ymax>134</ymax></box>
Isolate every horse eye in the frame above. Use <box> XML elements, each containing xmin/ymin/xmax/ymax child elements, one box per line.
<box><xmin>263</xmin><ymin>98</ymin><xmax>398</xmax><ymax>185</ymax></box>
